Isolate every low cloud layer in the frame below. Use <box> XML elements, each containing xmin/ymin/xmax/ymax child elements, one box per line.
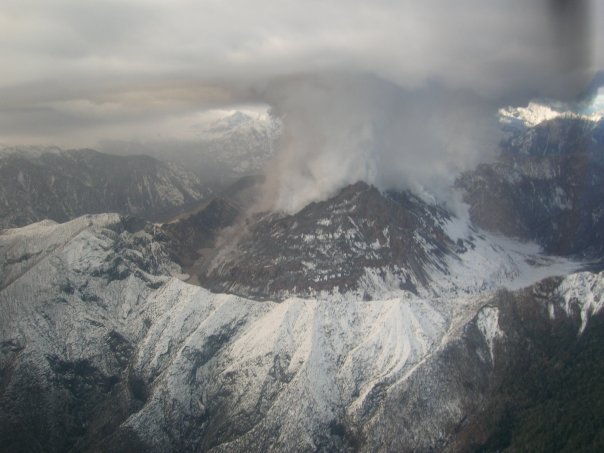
<box><xmin>1</xmin><ymin>0</ymin><xmax>601</xmax><ymax>208</ymax></box>
<box><xmin>1</xmin><ymin>0</ymin><xmax>599</xmax><ymax>144</ymax></box>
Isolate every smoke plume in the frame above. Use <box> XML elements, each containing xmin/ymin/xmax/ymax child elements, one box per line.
<box><xmin>256</xmin><ymin>74</ymin><xmax>501</xmax><ymax>212</ymax></box>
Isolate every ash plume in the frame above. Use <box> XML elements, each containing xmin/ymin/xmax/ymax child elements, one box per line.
<box><xmin>256</xmin><ymin>74</ymin><xmax>501</xmax><ymax>213</ymax></box>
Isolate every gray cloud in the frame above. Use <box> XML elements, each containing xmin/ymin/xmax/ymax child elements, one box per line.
<box><xmin>1</xmin><ymin>1</ymin><xmax>598</xmax><ymax>121</ymax></box>
<box><xmin>0</xmin><ymin>0</ymin><xmax>601</xmax><ymax>206</ymax></box>
<box><xmin>255</xmin><ymin>73</ymin><xmax>502</xmax><ymax>212</ymax></box>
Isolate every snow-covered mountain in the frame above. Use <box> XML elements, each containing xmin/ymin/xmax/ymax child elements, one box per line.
<box><xmin>3</xmin><ymin>105</ymin><xmax>604</xmax><ymax>451</ymax></box>
<box><xmin>1</xmin><ymin>208</ymin><xmax>602</xmax><ymax>451</ymax></box>
<box><xmin>499</xmin><ymin>101</ymin><xmax>603</xmax><ymax>130</ymax></box>
<box><xmin>498</xmin><ymin>87</ymin><xmax>604</xmax><ymax>131</ymax></box>
<box><xmin>458</xmin><ymin>117</ymin><xmax>604</xmax><ymax>257</ymax></box>
<box><xmin>195</xmin><ymin>110</ymin><xmax>282</xmax><ymax>176</ymax></box>
<box><xmin>0</xmin><ymin>148</ymin><xmax>209</xmax><ymax>229</ymax></box>
<box><xmin>100</xmin><ymin>110</ymin><xmax>282</xmax><ymax>188</ymax></box>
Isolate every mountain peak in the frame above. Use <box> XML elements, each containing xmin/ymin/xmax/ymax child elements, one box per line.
<box><xmin>194</xmin><ymin>182</ymin><xmax>456</xmax><ymax>300</ymax></box>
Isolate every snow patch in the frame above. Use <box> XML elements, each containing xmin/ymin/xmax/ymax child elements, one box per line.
<box><xmin>558</xmin><ymin>271</ymin><xmax>604</xmax><ymax>333</ymax></box>
<box><xmin>476</xmin><ymin>306</ymin><xmax>503</xmax><ymax>362</ymax></box>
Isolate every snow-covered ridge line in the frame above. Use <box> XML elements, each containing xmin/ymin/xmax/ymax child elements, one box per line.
<box><xmin>499</xmin><ymin>100</ymin><xmax>603</xmax><ymax>129</ymax></box>
<box><xmin>1</xmin><ymin>212</ymin><xmax>602</xmax><ymax>451</ymax></box>
<box><xmin>0</xmin><ymin>144</ymin><xmax>64</xmax><ymax>157</ymax></box>
<box><xmin>0</xmin><ymin>148</ymin><xmax>210</xmax><ymax>230</ymax></box>
<box><xmin>0</xmin><ymin>214</ymin><xmax>122</xmax><ymax>290</ymax></box>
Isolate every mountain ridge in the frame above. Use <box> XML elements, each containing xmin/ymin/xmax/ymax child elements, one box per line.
<box><xmin>0</xmin><ymin>212</ymin><xmax>601</xmax><ymax>451</ymax></box>
<box><xmin>458</xmin><ymin>117</ymin><xmax>604</xmax><ymax>257</ymax></box>
<box><xmin>2</xmin><ymin>113</ymin><xmax>604</xmax><ymax>451</ymax></box>
<box><xmin>0</xmin><ymin>148</ymin><xmax>209</xmax><ymax>229</ymax></box>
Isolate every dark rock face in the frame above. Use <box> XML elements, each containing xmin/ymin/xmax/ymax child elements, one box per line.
<box><xmin>451</xmin><ymin>289</ymin><xmax>604</xmax><ymax>452</ymax></box>
<box><xmin>162</xmin><ymin>197</ymin><xmax>240</xmax><ymax>267</ymax></box>
<box><xmin>0</xmin><ymin>148</ymin><xmax>207</xmax><ymax>229</ymax></box>
<box><xmin>458</xmin><ymin>118</ymin><xmax>604</xmax><ymax>257</ymax></box>
<box><xmin>197</xmin><ymin>182</ymin><xmax>455</xmax><ymax>300</ymax></box>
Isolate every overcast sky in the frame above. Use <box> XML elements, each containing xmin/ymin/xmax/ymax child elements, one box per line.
<box><xmin>0</xmin><ymin>0</ymin><xmax>601</xmax><ymax>147</ymax></box>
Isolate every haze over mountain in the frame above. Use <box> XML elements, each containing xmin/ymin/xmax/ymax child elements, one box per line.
<box><xmin>3</xmin><ymin>1</ymin><xmax>604</xmax><ymax>452</ymax></box>
<box><xmin>0</xmin><ymin>147</ymin><xmax>209</xmax><ymax>229</ymax></box>
<box><xmin>100</xmin><ymin>110</ymin><xmax>281</xmax><ymax>188</ymax></box>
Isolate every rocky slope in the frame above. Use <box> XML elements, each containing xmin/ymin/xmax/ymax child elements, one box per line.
<box><xmin>196</xmin><ymin>182</ymin><xmax>455</xmax><ymax>299</ymax></box>
<box><xmin>458</xmin><ymin>117</ymin><xmax>604</xmax><ymax>257</ymax></box>
<box><xmin>0</xmin><ymin>213</ymin><xmax>601</xmax><ymax>452</ymax></box>
<box><xmin>194</xmin><ymin>182</ymin><xmax>577</xmax><ymax>302</ymax></box>
<box><xmin>162</xmin><ymin>197</ymin><xmax>240</xmax><ymax>268</ymax></box>
<box><xmin>0</xmin><ymin>148</ymin><xmax>208</xmax><ymax>229</ymax></box>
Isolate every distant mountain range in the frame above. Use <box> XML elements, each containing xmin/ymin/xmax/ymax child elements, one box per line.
<box><xmin>498</xmin><ymin>81</ymin><xmax>604</xmax><ymax>131</ymax></box>
<box><xmin>100</xmin><ymin>111</ymin><xmax>282</xmax><ymax>188</ymax></box>
<box><xmin>0</xmin><ymin>147</ymin><xmax>209</xmax><ymax>229</ymax></box>
<box><xmin>2</xmin><ymin>101</ymin><xmax>604</xmax><ymax>451</ymax></box>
